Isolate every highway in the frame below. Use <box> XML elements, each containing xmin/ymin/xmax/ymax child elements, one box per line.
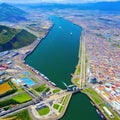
<box><xmin>79</xmin><ymin>31</ymin><xmax>86</xmax><ymax>89</ymax></box>
<box><xmin>0</xmin><ymin>90</ymin><xmax>71</xmax><ymax>118</ymax></box>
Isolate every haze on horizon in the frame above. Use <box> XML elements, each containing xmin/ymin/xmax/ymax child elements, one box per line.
<box><xmin>0</xmin><ymin>0</ymin><xmax>119</xmax><ymax>4</ymax></box>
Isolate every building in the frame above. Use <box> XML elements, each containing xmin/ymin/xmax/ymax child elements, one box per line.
<box><xmin>0</xmin><ymin>79</ymin><xmax>3</xmax><ymax>84</ymax></box>
<box><xmin>0</xmin><ymin>71</ymin><xmax>5</xmax><ymax>76</ymax></box>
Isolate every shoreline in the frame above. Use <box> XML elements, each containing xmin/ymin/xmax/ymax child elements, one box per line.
<box><xmin>21</xmin><ymin>21</ymin><xmax>73</xmax><ymax>120</ymax></box>
<box><xmin>57</xmin><ymin>93</ymin><xmax>72</xmax><ymax>120</ymax></box>
<box><xmin>22</xmin><ymin>23</ymin><xmax>55</xmax><ymax>61</ymax></box>
<box><xmin>71</xmin><ymin>29</ymin><xmax>107</xmax><ymax>119</ymax></box>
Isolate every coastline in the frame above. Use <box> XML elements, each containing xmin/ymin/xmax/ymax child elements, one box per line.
<box><xmin>22</xmin><ymin>23</ymin><xmax>55</xmax><ymax>61</ymax></box>
<box><xmin>21</xmin><ymin>22</ymin><xmax>73</xmax><ymax>120</ymax></box>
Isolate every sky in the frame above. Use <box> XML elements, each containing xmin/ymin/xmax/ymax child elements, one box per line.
<box><xmin>0</xmin><ymin>0</ymin><xmax>119</xmax><ymax>3</ymax></box>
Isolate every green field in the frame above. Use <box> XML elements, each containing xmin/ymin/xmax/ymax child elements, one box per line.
<box><xmin>62</xmin><ymin>95</ymin><xmax>70</xmax><ymax>105</ymax></box>
<box><xmin>58</xmin><ymin>94</ymin><xmax>71</xmax><ymax>113</ymax></box>
<box><xmin>53</xmin><ymin>104</ymin><xmax>60</xmax><ymax>110</ymax></box>
<box><xmin>6</xmin><ymin>109</ymin><xmax>32</xmax><ymax>120</ymax></box>
<box><xmin>35</xmin><ymin>84</ymin><xmax>50</xmax><ymax>93</ymax></box>
<box><xmin>38</xmin><ymin>106</ymin><xmax>50</xmax><ymax>116</ymax></box>
<box><xmin>0</xmin><ymin>92</ymin><xmax>32</xmax><ymax>108</ymax></box>
<box><xmin>59</xmin><ymin>106</ymin><xmax>64</xmax><ymax>113</ymax></box>
<box><xmin>12</xmin><ymin>92</ymin><xmax>32</xmax><ymax>103</ymax></box>
<box><xmin>76</xmin><ymin>65</ymin><xmax>81</xmax><ymax>75</ymax></box>
<box><xmin>35</xmin><ymin>84</ymin><xmax>46</xmax><ymax>92</ymax></box>
<box><xmin>53</xmin><ymin>89</ymin><xmax>60</xmax><ymax>94</ymax></box>
<box><xmin>82</xmin><ymin>88</ymin><xmax>103</xmax><ymax>104</ymax></box>
<box><xmin>73</xmin><ymin>78</ymin><xmax>79</xmax><ymax>86</ymax></box>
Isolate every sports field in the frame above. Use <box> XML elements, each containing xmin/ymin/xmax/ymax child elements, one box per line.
<box><xmin>0</xmin><ymin>82</ymin><xmax>12</xmax><ymax>95</ymax></box>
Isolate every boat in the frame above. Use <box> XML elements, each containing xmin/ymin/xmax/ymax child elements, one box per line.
<box><xmin>44</xmin><ymin>76</ymin><xmax>49</xmax><ymax>80</ymax></box>
<box><xmin>41</xmin><ymin>74</ymin><xmax>45</xmax><ymax>77</ymax></box>
<box><xmin>51</xmin><ymin>82</ymin><xmax>56</xmax><ymax>86</ymax></box>
<box><xmin>96</xmin><ymin>109</ymin><xmax>105</xmax><ymax>119</ymax></box>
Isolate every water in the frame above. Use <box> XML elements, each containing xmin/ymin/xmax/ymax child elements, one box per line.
<box><xmin>26</xmin><ymin>16</ymin><xmax>81</xmax><ymax>89</ymax></box>
<box><xmin>13</xmin><ymin>78</ymin><xmax>35</xmax><ymax>86</ymax></box>
<box><xmin>25</xmin><ymin>16</ymin><xmax>102</xmax><ymax>120</ymax></box>
<box><xmin>20</xmin><ymin>78</ymin><xmax>35</xmax><ymax>86</ymax></box>
<box><xmin>60</xmin><ymin>94</ymin><xmax>101</xmax><ymax>120</ymax></box>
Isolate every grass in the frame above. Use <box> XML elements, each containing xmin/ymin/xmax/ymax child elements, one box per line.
<box><xmin>76</xmin><ymin>65</ymin><xmax>81</xmax><ymax>75</ymax></box>
<box><xmin>6</xmin><ymin>109</ymin><xmax>32</xmax><ymax>120</ymax></box>
<box><xmin>59</xmin><ymin>106</ymin><xmax>63</xmax><ymax>113</ymax></box>
<box><xmin>44</xmin><ymin>87</ymin><xmax>50</xmax><ymax>92</ymax></box>
<box><xmin>82</xmin><ymin>88</ymin><xmax>120</xmax><ymax>120</ymax></box>
<box><xmin>38</xmin><ymin>106</ymin><xmax>50</xmax><ymax>116</ymax></box>
<box><xmin>62</xmin><ymin>95</ymin><xmax>70</xmax><ymax>105</ymax></box>
<box><xmin>12</xmin><ymin>92</ymin><xmax>32</xmax><ymax>103</ymax></box>
<box><xmin>82</xmin><ymin>88</ymin><xmax>103</xmax><ymax>104</ymax></box>
<box><xmin>53</xmin><ymin>104</ymin><xmax>60</xmax><ymax>110</ymax></box>
<box><xmin>0</xmin><ymin>92</ymin><xmax>32</xmax><ymax>108</ymax></box>
<box><xmin>73</xmin><ymin>78</ymin><xmax>79</xmax><ymax>86</ymax></box>
<box><xmin>35</xmin><ymin>84</ymin><xmax>47</xmax><ymax>92</ymax></box>
<box><xmin>59</xmin><ymin>94</ymin><xmax>71</xmax><ymax>113</ymax></box>
<box><xmin>53</xmin><ymin>89</ymin><xmax>60</xmax><ymax>94</ymax></box>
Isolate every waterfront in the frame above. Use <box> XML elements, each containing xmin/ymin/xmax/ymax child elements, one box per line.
<box><xmin>60</xmin><ymin>93</ymin><xmax>101</xmax><ymax>120</ymax></box>
<box><xmin>26</xmin><ymin>16</ymin><xmax>102</xmax><ymax>120</ymax></box>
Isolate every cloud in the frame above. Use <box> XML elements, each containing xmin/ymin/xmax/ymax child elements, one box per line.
<box><xmin>0</xmin><ymin>0</ymin><xmax>119</xmax><ymax>3</ymax></box>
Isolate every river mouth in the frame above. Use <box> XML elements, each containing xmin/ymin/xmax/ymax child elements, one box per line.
<box><xmin>25</xmin><ymin>16</ymin><xmax>102</xmax><ymax>120</ymax></box>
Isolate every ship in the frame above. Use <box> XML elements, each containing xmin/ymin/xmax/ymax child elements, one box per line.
<box><xmin>96</xmin><ymin>109</ymin><xmax>106</xmax><ymax>120</ymax></box>
<box><xmin>51</xmin><ymin>82</ymin><xmax>56</xmax><ymax>86</ymax></box>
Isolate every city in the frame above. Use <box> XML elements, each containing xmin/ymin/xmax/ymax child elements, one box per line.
<box><xmin>0</xmin><ymin>1</ymin><xmax>120</xmax><ymax>120</ymax></box>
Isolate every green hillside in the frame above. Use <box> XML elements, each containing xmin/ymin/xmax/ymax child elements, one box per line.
<box><xmin>0</xmin><ymin>25</ymin><xmax>37</xmax><ymax>52</ymax></box>
<box><xmin>0</xmin><ymin>25</ymin><xmax>20</xmax><ymax>44</ymax></box>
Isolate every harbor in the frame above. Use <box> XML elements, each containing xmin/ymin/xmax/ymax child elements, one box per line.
<box><xmin>26</xmin><ymin>16</ymin><xmax>102</xmax><ymax>120</ymax></box>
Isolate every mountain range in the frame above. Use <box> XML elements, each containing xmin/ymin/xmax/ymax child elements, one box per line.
<box><xmin>0</xmin><ymin>3</ymin><xmax>27</xmax><ymax>22</ymax></box>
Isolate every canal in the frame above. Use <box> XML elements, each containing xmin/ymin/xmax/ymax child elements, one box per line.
<box><xmin>25</xmin><ymin>16</ymin><xmax>102</xmax><ymax>120</ymax></box>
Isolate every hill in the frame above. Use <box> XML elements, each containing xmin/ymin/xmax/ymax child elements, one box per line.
<box><xmin>0</xmin><ymin>25</ymin><xmax>37</xmax><ymax>52</ymax></box>
<box><xmin>0</xmin><ymin>3</ymin><xmax>27</xmax><ymax>22</ymax></box>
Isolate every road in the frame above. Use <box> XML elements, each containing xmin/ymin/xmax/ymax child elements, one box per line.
<box><xmin>29</xmin><ymin>91</ymin><xmax>72</xmax><ymax>120</ymax></box>
<box><xmin>79</xmin><ymin>31</ymin><xmax>86</xmax><ymax>89</ymax></box>
<box><xmin>0</xmin><ymin>90</ymin><xmax>70</xmax><ymax>118</ymax></box>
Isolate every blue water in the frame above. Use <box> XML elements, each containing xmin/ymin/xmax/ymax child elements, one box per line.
<box><xmin>21</xmin><ymin>78</ymin><xmax>35</xmax><ymax>86</ymax></box>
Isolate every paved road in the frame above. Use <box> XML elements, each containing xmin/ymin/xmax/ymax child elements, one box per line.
<box><xmin>79</xmin><ymin>31</ymin><xmax>86</xmax><ymax>89</ymax></box>
<box><xmin>0</xmin><ymin>101</ymin><xmax>33</xmax><ymax>118</ymax></box>
<box><xmin>0</xmin><ymin>90</ymin><xmax>69</xmax><ymax>118</ymax></box>
<box><xmin>29</xmin><ymin>91</ymin><xmax>71</xmax><ymax>120</ymax></box>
